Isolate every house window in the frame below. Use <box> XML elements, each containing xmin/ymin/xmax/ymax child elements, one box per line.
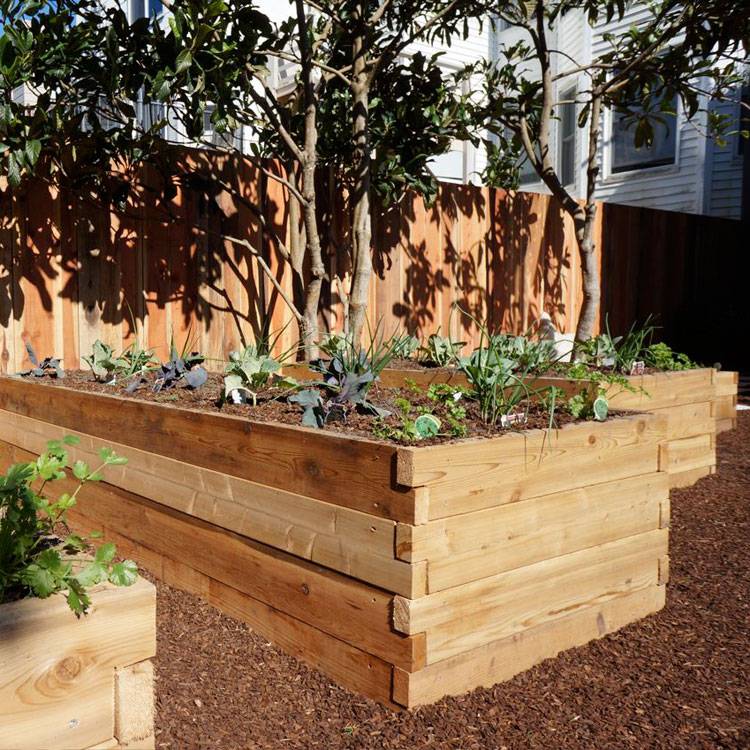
<box><xmin>129</xmin><ymin>0</ymin><xmax>162</xmax><ymax>20</ymax></box>
<box><xmin>518</xmin><ymin>152</ymin><xmax>539</xmax><ymax>185</ymax></box>
<box><xmin>738</xmin><ymin>83</ymin><xmax>749</xmax><ymax>157</ymax></box>
<box><xmin>558</xmin><ymin>87</ymin><xmax>576</xmax><ymax>186</ymax></box>
<box><xmin>611</xmin><ymin>96</ymin><xmax>678</xmax><ymax>173</ymax></box>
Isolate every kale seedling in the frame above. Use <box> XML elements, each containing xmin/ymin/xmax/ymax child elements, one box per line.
<box><xmin>19</xmin><ymin>342</ymin><xmax>64</xmax><ymax>379</ymax></box>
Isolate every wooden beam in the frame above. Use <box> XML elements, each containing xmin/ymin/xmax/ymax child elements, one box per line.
<box><xmin>59</xmin><ymin>472</ymin><xmax>427</xmax><ymax>673</ymax></box>
<box><xmin>398</xmin><ymin>473</ymin><xmax>666</xmax><ymax>592</ymax></box>
<box><xmin>0</xmin><ymin>378</ymin><xmax>421</xmax><ymax>523</ymax></box>
<box><xmin>393</xmin><ymin>529</ymin><xmax>666</xmax><ymax>664</ymax></box>
<box><xmin>0</xmin><ymin>411</ymin><xmax>424</xmax><ymax>595</ymax></box>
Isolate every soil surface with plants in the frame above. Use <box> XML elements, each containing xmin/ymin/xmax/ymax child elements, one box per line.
<box><xmin>31</xmin><ymin>371</ymin><xmax>585</xmax><ymax>445</ymax></box>
<box><xmin>146</xmin><ymin>413</ymin><xmax>750</xmax><ymax>749</ymax></box>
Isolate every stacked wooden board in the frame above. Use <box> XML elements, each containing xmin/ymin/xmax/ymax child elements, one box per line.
<box><xmin>0</xmin><ymin>377</ymin><xmax>669</xmax><ymax>707</ymax></box>
<box><xmin>0</xmin><ymin>579</ymin><xmax>156</xmax><ymax>750</ymax></box>
<box><xmin>713</xmin><ymin>370</ymin><xmax>739</xmax><ymax>433</ymax></box>
<box><xmin>530</xmin><ymin>368</ymin><xmax>737</xmax><ymax>488</ymax></box>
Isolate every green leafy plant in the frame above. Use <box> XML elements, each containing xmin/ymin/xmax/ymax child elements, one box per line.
<box><xmin>566</xmin><ymin>387</ymin><xmax>610</xmax><ymax>421</ymax></box>
<box><xmin>487</xmin><ymin>333</ymin><xmax>558</xmax><ymax>373</ymax></box>
<box><xmin>83</xmin><ymin>340</ymin><xmax>126</xmax><ymax>381</ymax></box>
<box><xmin>644</xmin><ymin>342</ymin><xmax>697</xmax><ymax>371</ymax></box>
<box><xmin>318</xmin><ymin>332</ymin><xmax>349</xmax><ymax>359</ymax></box>
<box><xmin>371</xmin><ymin>394</ymin><xmax>444</xmax><ymax>443</ymax></box>
<box><xmin>19</xmin><ymin>342</ymin><xmax>64</xmax><ymax>379</ymax></box>
<box><xmin>453</xmin><ymin>319</ymin><xmax>538</xmax><ymax>426</ymax></box>
<box><xmin>418</xmin><ymin>333</ymin><xmax>465</xmax><ymax>367</ymax></box>
<box><xmin>0</xmin><ymin>436</ymin><xmax>136</xmax><ymax>616</ymax></box>
<box><xmin>223</xmin><ymin>346</ymin><xmax>284</xmax><ymax>405</ymax></box>
<box><xmin>574</xmin><ymin>333</ymin><xmax>620</xmax><ymax>369</ymax></box>
<box><xmin>386</xmin><ymin>332</ymin><xmax>420</xmax><ymax>360</ymax></box>
<box><xmin>83</xmin><ymin>339</ymin><xmax>157</xmax><ymax>383</ymax></box>
<box><xmin>426</xmin><ymin>383</ymin><xmax>469</xmax><ymax>438</ymax></box>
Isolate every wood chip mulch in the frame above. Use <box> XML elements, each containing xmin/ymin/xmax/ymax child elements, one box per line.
<box><xmin>150</xmin><ymin>412</ymin><xmax>750</xmax><ymax>749</ymax></box>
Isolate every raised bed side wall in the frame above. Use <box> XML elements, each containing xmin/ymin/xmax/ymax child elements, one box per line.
<box><xmin>0</xmin><ymin>378</ymin><xmax>668</xmax><ymax>708</ymax></box>
<box><xmin>284</xmin><ymin>365</ymin><xmax>736</xmax><ymax>489</ymax></box>
<box><xmin>0</xmin><ymin>579</ymin><xmax>156</xmax><ymax>750</ymax></box>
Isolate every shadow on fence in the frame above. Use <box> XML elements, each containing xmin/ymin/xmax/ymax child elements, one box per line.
<box><xmin>0</xmin><ymin>147</ymin><xmax>746</xmax><ymax>373</ymax></box>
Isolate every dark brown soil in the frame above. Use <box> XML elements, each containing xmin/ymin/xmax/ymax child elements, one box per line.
<box><xmin>26</xmin><ymin>370</ymin><xmax>583</xmax><ymax>445</ymax></box>
<box><xmin>387</xmin><ymin>357</ymin><xmax>456</xmax><ymax>372</ymax></box>
<box><xmin>147</xmin><ymin>412</ymin><xmax>750</xmax><ymax>749</ymax></box>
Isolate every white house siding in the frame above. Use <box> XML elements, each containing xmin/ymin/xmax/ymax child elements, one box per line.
<box><xmin>493</xmin><ymin>4</ymin><xmax>744</xmax><ymax>217</ymax></box>
<box><xmin>591</xmin><ymin>3</ymin><xmax>704</xmax><ymax>214</ymax></box>
<box><xmin>703</xmin><ymin>93</ymin><xmax>745</xmax><ymax>219</ymax></box>
<box><xmin>410</xmin><ymin>18</ymin><xmax>492</xmax><ymax>183</ymax></box>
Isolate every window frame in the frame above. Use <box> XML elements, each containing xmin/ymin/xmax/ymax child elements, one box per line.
<box><xmin>603</xmin><ymin>96</ymin><xmax>682</xmax><ymax>182</ymax></box>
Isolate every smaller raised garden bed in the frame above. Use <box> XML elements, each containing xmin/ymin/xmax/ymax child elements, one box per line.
<box><xmin>529</xmin><ymin>368</ymin><xmax>734</xmax><ymax>488</ymax></box>
<box><xmin>0</xmin><ymin>375</ymin><xmax>669</xmax><ymax>708</ymax></box>
<box><xmin>0</xmin><ymin>578</ymin><xmax>155</xmax><ymax>750</ymax></box>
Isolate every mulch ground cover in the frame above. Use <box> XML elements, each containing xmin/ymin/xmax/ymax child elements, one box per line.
<box><xmin>149</xmin><ymin>413</ymin><xmax>750</xmax><ymax>750</ymax></box>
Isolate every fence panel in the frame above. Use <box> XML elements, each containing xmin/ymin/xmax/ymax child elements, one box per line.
<box><xmin>0</xmin><ymin>151</ymin><xmax>744</xmax><ymax>373</ymax></box>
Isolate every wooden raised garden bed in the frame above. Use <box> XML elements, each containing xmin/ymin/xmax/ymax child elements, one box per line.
<box><xmin>0</xmin><ymin>578</ymin><xmax>156</xmax><ymax>750</ymax></box>
<box><xmin>285</xmin><ymin>363</ymin><xmax>738</xmax><ymax>488</ymax></box>
<box><xmin>0</xmin><ymin>377</ymin><xmax>669</xmax><ymax>708</ymax></box>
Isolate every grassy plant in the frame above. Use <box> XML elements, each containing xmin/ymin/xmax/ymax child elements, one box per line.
<box><xmin>609</xmin><ymin>317</ymin><xmax>657</xmax><ymax>373</ymax></box>
<box><xmin>0</xmin><ymin>436</ymin><xmax>136</xmax><ymax>615</ymax></box>
<box><xmin>574</xmin><ymin>317</ymin><xmax>696</xmax><ymax>374</ymax></box>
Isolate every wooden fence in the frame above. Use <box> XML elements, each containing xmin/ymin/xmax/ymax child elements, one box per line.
<box><xmin>0</xmin><ymin>150</ymin><xmax>745</xmax><ymax>373</ymax></box>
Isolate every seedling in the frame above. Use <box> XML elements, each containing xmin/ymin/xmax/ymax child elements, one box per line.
<box><xmin>19</xmin><ymin>342</ymin><xmax>64</xmax><ymax>379</ymax></box>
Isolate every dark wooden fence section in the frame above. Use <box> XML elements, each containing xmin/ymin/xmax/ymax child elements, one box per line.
<box><xmin>600</xmin><ymin>203</ymin><xmax>747</xmax><ymax>371</ymax></box>
<box><xmin>0</xmin><ymin>149</ymin><xmax>745</xmax><ymax>372</ymax></box>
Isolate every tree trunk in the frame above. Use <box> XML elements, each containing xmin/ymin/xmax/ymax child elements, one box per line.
<box><xmin>294</xmin><ymin>0</ymin><xmax>325</xmax><ymax>360</ymax></box>
<box><xmin>347</xmin><ymin>17</ymin><xmax>373</xmax><ymax>345</ymax></box>
<box><xmin>524</xmin><ymin>4</ymin><xmax>602</xmax><ymax>343</ymax></box>
<box><xmin>573</xmin><ymin>204</ymin><xmax>600</xmax><ymax>342</ymax></box>
<box><xmin>574</xmin><ymin>95</ymin><xmax>603</xmax><ymax>342</ymax></box>
<box><xmin>300</xmin><ymin>152</ymin><xmax>324</xmax><ymax>359</ymax></box>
